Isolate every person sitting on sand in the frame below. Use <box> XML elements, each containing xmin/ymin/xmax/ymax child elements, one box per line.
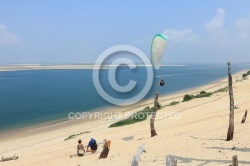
<box><xmin>86</xmin><ymin>136</ymin><xmax>98</xmax><ymax>153</ymax></box>
<box><xmin>77</xmin><ymin>139</ymin><xmax>85</xmax><ymax>156</ymax></box>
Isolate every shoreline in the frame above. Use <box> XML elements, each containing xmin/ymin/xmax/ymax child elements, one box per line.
<box><xmin>0</xmin><ymin>69</ymin><xmax>247</xmax><ymax>140</ymax></box>
<box><xmin>0</xmin><ymin>64</ymin><xmax>187</xmax><ymax>72</ymax></box>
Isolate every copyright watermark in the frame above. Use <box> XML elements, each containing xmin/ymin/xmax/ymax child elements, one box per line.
<box><xmin>68</xmin><ymin>112</ymin><xmax>181</xmax><ymax>120</ymax></box>
<box><xmin>92</xmin><ymin>45</ymin><xmax>154</xmax><ymax>106</ymax></box>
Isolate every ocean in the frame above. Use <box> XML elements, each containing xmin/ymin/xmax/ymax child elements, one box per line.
<box><xmin>0</xmin><ymin>63</ymin><xmax>249</xmax><ymax>133</ymax></box>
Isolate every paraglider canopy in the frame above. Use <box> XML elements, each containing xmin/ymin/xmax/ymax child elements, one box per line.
<box><xmin>151</xmin><ymin>34</ymin><xmax>168</xmax><ymax>69</ymax></box>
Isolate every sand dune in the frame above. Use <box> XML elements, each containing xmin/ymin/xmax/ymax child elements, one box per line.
<box><xmin>0</xmin><ymin>71</ymin><xmax>249</xmax><ymax>165</ymax></box>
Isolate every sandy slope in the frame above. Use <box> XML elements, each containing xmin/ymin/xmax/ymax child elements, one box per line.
<box><xmin>0</xmin><ymin>71</ymin><xmax>249</xmax><ymax>166</ymax></box>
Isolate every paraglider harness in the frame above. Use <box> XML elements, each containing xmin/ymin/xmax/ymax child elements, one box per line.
<box><xmin>158</xmin><ymin>79</ymin><xmax>165</xmax><ymax>86</ymax></box>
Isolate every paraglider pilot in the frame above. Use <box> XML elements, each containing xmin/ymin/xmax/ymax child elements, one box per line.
<box><xmin>158</xmin><ymin>79</ymin><xmax>165</xmax><ymax>86</ymax></box>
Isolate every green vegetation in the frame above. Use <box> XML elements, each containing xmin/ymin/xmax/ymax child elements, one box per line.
<box><xmin>64</xmin><ymin>131</ymin><xmax>90</xmax><ymax>141</ymax></box>
<box><xmin>213</xmin><ymin>86</ymin><xmax>228</xmax><ymax>93</ymax></box>
<box><xmin>243</xmin><ymin>73</ymin><xmax>248</xmax><ymax>77</ymax></box>
<box><xmin>182</xmin><ymin>86</ymin><xmax>231</xmax><ymax>102</ymax></box>
<box><xmin>199</xmin><ymin>91</ymin><xmax>206</xmax><ymax>94</ymax></box>
<box><xmin>109</xmin><ymin>105</ymin><xmax>161</xmax><ymax>128</ymax></box>
<box><xmin>195</xmin><ymin>92</ymin><xmax>213</xmax><ymax>98</ymax></box>
<box><xmin>156</xmin><ymin>102</ymin><xmax>162</xmax><ymax>109</ymax></box>
<box><xmin>183</xmin><ymin>89</ymin><xmax>220</xmax><ymax>102</ymax></box>
<box><xmin>183</xmin><ymin>94</ymin><xmax>195</xmax><ymax>102</ymax></box>
<box><xmin>242</xmin><ymin>70</ymin><xmax>250</xmax><ymax>78</ymax></box>
<box><xmin>167</xmin><ymin>101</ymin><xmax>180</xmax><ymax>106</ymax></box>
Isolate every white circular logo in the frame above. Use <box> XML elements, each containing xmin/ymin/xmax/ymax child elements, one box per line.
<box><xmin>92</xmin><ymin>45</ymin><xmax>153</xmax><ymax>106</ymax></box>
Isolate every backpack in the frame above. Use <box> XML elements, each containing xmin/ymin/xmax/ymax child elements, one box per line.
<box><xmin>91</xmin><ymin>140</ymin><xmax>97</xmax><ymax>150</ymax></box>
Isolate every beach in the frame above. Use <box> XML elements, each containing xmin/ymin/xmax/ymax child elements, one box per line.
<box><xmin>0</xmin><ymin>70</ymin><xmax>250</xmax><ymax>165</ymax></box>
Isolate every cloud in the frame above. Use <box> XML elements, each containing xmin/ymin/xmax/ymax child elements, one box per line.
<box><xmin>234</xmin><ymin>16</ymin><xmax>250</xmax><ymax>38</ymax></box>
<box><xmin>205</xmin><ymin>8</ymin><xmax>225</xmax><ymax>32</ymax></box>
<box><xmin>235</xmin><ymin>16</ymin><xmax>250</xmax><ymax>29</ymax></box>
<box><xmin>203</xmin><ymin>8</ymin><xmax>230</xmax><ymax>47</ymax></box>
<box><xmin>163</xmin><ymin>28</ymin><xmax>199</xmax><ymax>43</ymax></box>
<box><xmin>0</xmin><ymin>24</ymin><xmax>20</xmax><ymax>46</ymax></box>
<box><xmin>159</xmin><ymin>8</ymin><xmax>250</xmax><ymax>63</ymax></box>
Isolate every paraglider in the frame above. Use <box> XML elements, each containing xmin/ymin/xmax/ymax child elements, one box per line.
<box><xmin>150</xmin><ymin>34</ymin><xmax>168</xmax><ymax>86</ymax></box>
<box><xmin>158</xmin><ymin>79</ymin><xmax>165</xmax><ymax>86</ymax></box>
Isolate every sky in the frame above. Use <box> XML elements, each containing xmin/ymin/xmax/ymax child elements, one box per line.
<box><xmin>0</xmin><ymin>0</ymin><xmax>250</xmax><ymax>64</ymax></box>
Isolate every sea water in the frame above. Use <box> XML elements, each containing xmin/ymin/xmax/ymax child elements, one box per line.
<box><xmin>0</xmin><ymin>63</ymin><xmax>249</xmax><ymax>133</ymax></box>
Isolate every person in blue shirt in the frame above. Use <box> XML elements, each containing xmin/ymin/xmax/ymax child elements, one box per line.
<box><xmin>86</xmin><ymin>136</ymin><xmax>98</xmax><ymax>153</ymax></box>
